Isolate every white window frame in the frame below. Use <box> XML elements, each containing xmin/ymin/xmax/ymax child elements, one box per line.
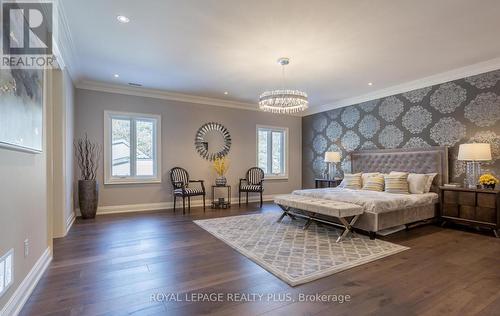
<box><xmin>0</xmin><ymin>249</ymin><xmax>14</xmax><ymax>298</ymax></box>
<box><xmin>256</xmin><ymin>125</ymin><xmax>289</xmax><ymax>180</ymax></box>
<box><xmin>104</xmin><ymin>111</ymin><xmax>162</xmax><ymax>184</ymax></box>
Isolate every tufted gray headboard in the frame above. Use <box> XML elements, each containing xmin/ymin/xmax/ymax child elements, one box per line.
<box><xmin>350</xmin><ymin>147</ymin><xmax>449</xmax><ymax>193</ymax></box>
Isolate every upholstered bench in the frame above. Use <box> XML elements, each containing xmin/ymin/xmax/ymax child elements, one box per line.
<box><xmin>274</xmin><ymin>194</ymin><xmax>364</xmax><ymax>242</ymax></box>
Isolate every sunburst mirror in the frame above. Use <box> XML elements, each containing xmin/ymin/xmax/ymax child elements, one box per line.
<box><xmin>194</xmin><ymin>122</ymin><xmax>231</xmax><ymax>160</ymax></box>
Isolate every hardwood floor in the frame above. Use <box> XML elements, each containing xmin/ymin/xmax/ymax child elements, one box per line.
<box><xmin>21</xmin><ymin>202</ymin><xmax>500</xmax><ymax>316</ymax></box>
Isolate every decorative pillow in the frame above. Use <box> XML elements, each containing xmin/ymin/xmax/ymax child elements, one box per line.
<box><xmin>362</xmin><ymin>175</ymin><xmax>385</xmax><ymax>192</ymax></box>
<box><xmin>390</xmin><ymin>171</ymin><xmax>408</xmax><ymax>176</ymax></box>
<box><xmin>338</xmin><ymin>179</ymin><xmax>346</xmax><ymax>188</ymax></box>
<box><xmin>384</xmin><ymin>174</ymin><xmax>409</xmax><ymax>194</ymax></box>
<box><xmin>390</xmin><ymin>171</ymin><xmax>438</xmax><ymax>194</ymax></box>
<box><xmin>343</xmin><ymin>173</ymin><xmax>362</xmax><ymax>190</ymax></box>
<box><xmin>362</xmin><ymin>172</ymin><xmax>380</xmax><ymax>186</ymax></box>
<box><xmin>407</xmin><ymin>173</ymin><xmax>429</xmax><ymax>194</ymax></box>
<box><xmin>424</xmin><ymin>173</ymin><xmax>438</xmax><ymax>193</ymax></box>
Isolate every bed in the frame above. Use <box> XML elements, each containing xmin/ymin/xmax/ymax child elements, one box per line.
<box><xmin>291</xmin><ymin>147</ymin><xmax>449</xmax><ymax>237</ymax></box>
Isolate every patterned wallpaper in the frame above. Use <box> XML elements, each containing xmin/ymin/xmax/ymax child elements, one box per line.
<box><xmin>302</xmin><ymin>69</ymin><xmax>500</xmax><ymax>188</ymax></box>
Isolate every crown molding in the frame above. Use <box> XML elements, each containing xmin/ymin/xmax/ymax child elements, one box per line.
<box><xmin>76</xmin><ymin>80</ymin><xmax>265</xmax><ymax>112</ymax></box>
<box><xmin>305</xmin><ymin>56</ymin><xmax>500</xmax><ymax>116</ymax></box>
<box><xmin>53</xmin><ymin>0</ymin><xmax>80</xmax><ymax>80</ymax></box>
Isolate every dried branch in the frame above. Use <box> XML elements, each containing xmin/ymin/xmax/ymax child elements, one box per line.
<box><xmin>74</xmin><ymin>134</ymin><xmax>101</xmax><ymax>181</ymax></box>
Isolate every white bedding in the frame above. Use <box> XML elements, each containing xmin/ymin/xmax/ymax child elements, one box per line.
<box><xmin>292</xmin><ymin>188</ymin><xmax>438</xmax><ymax>214</ymax></box>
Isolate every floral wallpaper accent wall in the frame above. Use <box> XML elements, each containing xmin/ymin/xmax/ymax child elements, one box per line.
<box><xmin>302</xmin><ymin>69</ymin><xmax>500</xmax><ymax>188</ymax></box>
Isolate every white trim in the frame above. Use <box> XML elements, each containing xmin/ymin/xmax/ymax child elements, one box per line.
<box><xmin>263</xmin><ymin>176</ymin><xmax>289</xmax><ymax>180</ymax></box>
<box><xmin>306</xmin><ymin>56</ymin><xmax>500</xmax><ymax>115</ymax></box>
<box><xmin>55</xmin><ymin>0</ymin><xmax>79</xmax><ymax>81</ymax></box>
<box><xmin>0</xmin><ymin>247</ymin><xmax>52</xmax><ymax>316</ymax></box>
<box><xmin>52</xmin><ymin>41</ymin><xmax>65</xmax><ymax>70</ymax></box>
<box><xmin>256</xmin><ymin>125</ymin><xmax>289</xmax><ymax>179</ymax></box>
<box><xmin>103</xmin><ymin>111</ymin><xmax>162</xmax><ymax>185</ymax></box>
<box><xmin>65</xmin><ymin>211</ymin><xmax>76</xmax><ymax>235</ymax></box>
<box><xmin>77</xmin><ymin>80</ymin><xmax>262</xmax><ymax>112</ymax></box>
<box><xmin>75</xmin><ymin>195</ymin><xmax>277</xmax><ymax>216</ymax></box>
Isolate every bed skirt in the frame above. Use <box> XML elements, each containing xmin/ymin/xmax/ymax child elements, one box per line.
<box><xmin>354</xmin><ymin>204</ymin><xmax>437</xmax><ymax>232</ymax></box>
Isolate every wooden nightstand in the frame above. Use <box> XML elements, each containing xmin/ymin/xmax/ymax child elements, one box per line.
<box><xmin>440</xmin><ymin>186</ymin><xmax>500</xmax><ymax>237</ymax></box>
<box><xmin>315</xmin><ymin>178</ymin><xmax>342</xmax><ymax>188</ymax></box>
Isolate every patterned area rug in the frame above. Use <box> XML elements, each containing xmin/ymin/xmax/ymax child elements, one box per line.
<box><xmin>194</xmin><ymin>213</ymin><xmax>409</xmax><ymax>286</ymax></box>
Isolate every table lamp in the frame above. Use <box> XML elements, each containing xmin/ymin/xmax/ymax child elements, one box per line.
<box><xmin>458</xmin><ymin>143</ymin><xmax>491</xmax><ymax>188</ymax></box>
<box><xmin>324</xmin><ymin>151</ymin><xmax>341</xmax><ymax>180</ymax></box>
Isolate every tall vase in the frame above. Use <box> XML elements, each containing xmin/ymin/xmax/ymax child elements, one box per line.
<box><xmin>78</xmin><ymin>180</ymin><xmax>99</xmax><ymax>219</ymax></box>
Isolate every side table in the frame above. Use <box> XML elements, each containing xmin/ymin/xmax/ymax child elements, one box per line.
<box><xmin>211</xmin><ymin>185</ymin><xmax>231</xmax><ymax>209</ymax></box>
<box><xmin>314</xmin><ymin>178</ymin><xmax>343</xmax><ymax>189</ymax></box>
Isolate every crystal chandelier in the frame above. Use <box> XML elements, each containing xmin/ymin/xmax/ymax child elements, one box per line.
<box><xmin>259</xmin><ymin>57</ymin><xmax>308</xmax><ymax>114</ymax></box>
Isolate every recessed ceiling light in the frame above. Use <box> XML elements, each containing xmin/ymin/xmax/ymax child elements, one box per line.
<box><xmin>224</xmin><ymin>91</ymin><xmax>229</xmax><ymax>95</ymax></box>
<box><xmin>116</xmin><ymin>15</ymin><xmax>130</xmax><ymax>23</ymax></box>
<box><xmin>113</xmin><ymin>74</ymin><xmax>119</xmax><ymax>78</ymax></box>
<box><xmin>368</xmin><ymin>82</ymin><xmax>373</xmax><ymax>86</ymax></box>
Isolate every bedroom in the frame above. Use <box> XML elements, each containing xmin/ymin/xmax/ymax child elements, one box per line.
<box><xmin>0</xmin><ymin>0</ymin><xmax>499</xmax><ymax>315</ymax></box>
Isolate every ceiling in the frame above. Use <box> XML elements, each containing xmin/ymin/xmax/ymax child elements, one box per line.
<box><xmin>61</xmin><ymin>0</ymin><xmax>500</xmax><ymax>114</ymax></box>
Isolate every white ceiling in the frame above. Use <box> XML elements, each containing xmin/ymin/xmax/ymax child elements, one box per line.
<box><xmin>61</xmin><ymin>0</ymin><xmax>500</xmax><ymax>114</ymax></box>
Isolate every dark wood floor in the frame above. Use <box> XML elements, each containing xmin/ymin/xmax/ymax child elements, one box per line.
<box><xmin>21</xmin><ymin>202</ymin><xmax>500</xmax><ymax>316</ymax></box>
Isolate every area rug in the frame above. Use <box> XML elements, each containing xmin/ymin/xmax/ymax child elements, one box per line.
<box><xmin>194</xmin><ymin>213</ymin><xmax>409</xmax><ymax>286</ymax></box>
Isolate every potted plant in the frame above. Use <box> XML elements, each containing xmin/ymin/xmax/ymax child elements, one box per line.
<box><xmin>479</xmin><ymin>173</ymin><xmax>499</xmax><ymax>190</ymax></box>
<box><xmin>213</xmin><ymin>156</ymin><xmax>230</xmax><ymax>186</ymax></box>
<box><xmin>75</xmin><ymin>134</ymin><xmax>101</xmax><ymax>219</ymax></box>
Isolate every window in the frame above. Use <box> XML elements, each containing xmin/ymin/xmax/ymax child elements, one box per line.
<box><xmin>257</xmin><ymin>125</ymin><xmax>288</xmax><ymax>179</ymax></box>
<box><xmin>104</xmin><ymin>111</ymin><xmax>161</xmax><ymax>184</ymax></box>
<box><xmin>0</xmin><ymin>249</ymin><xmax>13</xmax><ymax>298</ymax></box>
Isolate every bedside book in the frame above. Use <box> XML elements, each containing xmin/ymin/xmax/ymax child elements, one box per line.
<box><xmin>443</xmin><ymin>183</ymin><xmax>461</xmax><ymax>188</ymax></box>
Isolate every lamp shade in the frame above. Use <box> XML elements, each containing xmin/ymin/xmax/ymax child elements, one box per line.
<box><xmin>324</xmin><ymin>151</ymin><xmax>341</xmax><ymax>162</ymax></box>
<box><xmin>457</xmin><ymin>143</ymin><xmax>492</xmax><ymax>161</ymax></box>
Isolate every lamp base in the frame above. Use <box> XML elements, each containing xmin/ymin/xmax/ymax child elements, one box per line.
<box><xmin>327</xmin><ymin>163</ymin><xmax>337</xmax><ymax>180</ymax></box>
<box><xmin>464</xmin><ymin>161</ymin><xmax>481</xmax><ymax>189</ymax></box>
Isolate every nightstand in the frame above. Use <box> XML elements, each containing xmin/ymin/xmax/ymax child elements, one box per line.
<box><xmin>314</xmin><ymin>178</ymin><xmax>342</xmax><ymax>189</ymax></box>
<box><xmin>439</xmin><ymin>186</ymin><xmax>500</xmax><ymax>237</ymax></box>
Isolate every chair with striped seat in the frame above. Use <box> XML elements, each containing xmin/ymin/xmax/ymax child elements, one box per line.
<box><xmin>239</xmin><ymin>167</ymin><xmax>265</xmax><ymax>207</ymax></box>
<box><xmin>170</xmin><ymin>167</ymin><xmax>206</xmax><ymax>214</ymax></box>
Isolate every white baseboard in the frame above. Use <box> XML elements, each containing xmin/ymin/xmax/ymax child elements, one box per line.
<box><xmin>65</xmin><ymin>211</ymin><xmax>76</xmax><ymax>235</ymax></box>
<box><xmin>76</xmin><ymin>195</ymin><xmax>276</xmax><ymax>216</ymax></box>
<box><xmin>1</xmin><ymin>247</ymin><xmax>52</xmax><ymax>316</ymax></box>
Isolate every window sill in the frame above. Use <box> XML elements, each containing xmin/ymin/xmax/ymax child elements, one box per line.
<box><xmin>264</xmin><ymin>175</ymin><xmax>289</xmax><ymax>181</ymax></box>
<box><xmin>104</xmin><ymin>178</ymin><xmax>162</xmax><ymax>185</ymax></box>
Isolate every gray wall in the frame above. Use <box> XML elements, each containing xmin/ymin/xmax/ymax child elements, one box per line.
<box><xmin>302</xmin><ymin>69</ymin><xmax>500</xmax><ymax>188</ymax></box>
<box><xmin>0</xmin><ymin>73</ymin><xmax>49</xmax><ymax>309</ymax></box>
<box><xmin>75</xmin><ymin>89</ymin><xmax>302</xmax><ymax>208</ymax></box>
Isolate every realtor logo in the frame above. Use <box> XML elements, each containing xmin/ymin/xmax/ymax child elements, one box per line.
<box><xmin>1</xmin><ymin>1</ymin><xmax>56</xmax><ymax>68</ymax></box>
<box><xmin>2</xmin><ymin>1</ymin><xmax>52</xmax><ymax>55</ymax></box>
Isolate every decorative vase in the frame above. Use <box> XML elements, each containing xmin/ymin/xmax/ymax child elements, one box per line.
<box><xmin>215</xmin><ymin>176</ymin><xmax>227</xmax><ymax>186</ymax></box>
<box><xmin>483</xmin><ymin>183</ymin><xmax>496</xmax><ymax>190</ymax></box>
<box><xmin>78</xmin><ymin>180</ymin><xmax>99</xmax><ymax>219</ymax></box>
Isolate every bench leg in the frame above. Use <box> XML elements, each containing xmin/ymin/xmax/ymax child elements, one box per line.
<box><xmin>302</xmin><ymin>213</ymin><xmax>317</xmax><ymax>230</ymax></box>
<box><xmin>336</xmin><ymin>215</ymin><xmax>360</xmax><ymax>243</ymax></box>
<box><xmin>303</xmin><ymin>217</ymin><xmax>313</xmax><ymax>230</ymax></box>
<box><xmin>276</xmin><ymin>205</ymin><xmax>297</xmax><ymax>223</ymax></box>
<box><xmin>277</xmin><ymin>212</ymin><xmax>287</xmax><ymax>223</ymax></box>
